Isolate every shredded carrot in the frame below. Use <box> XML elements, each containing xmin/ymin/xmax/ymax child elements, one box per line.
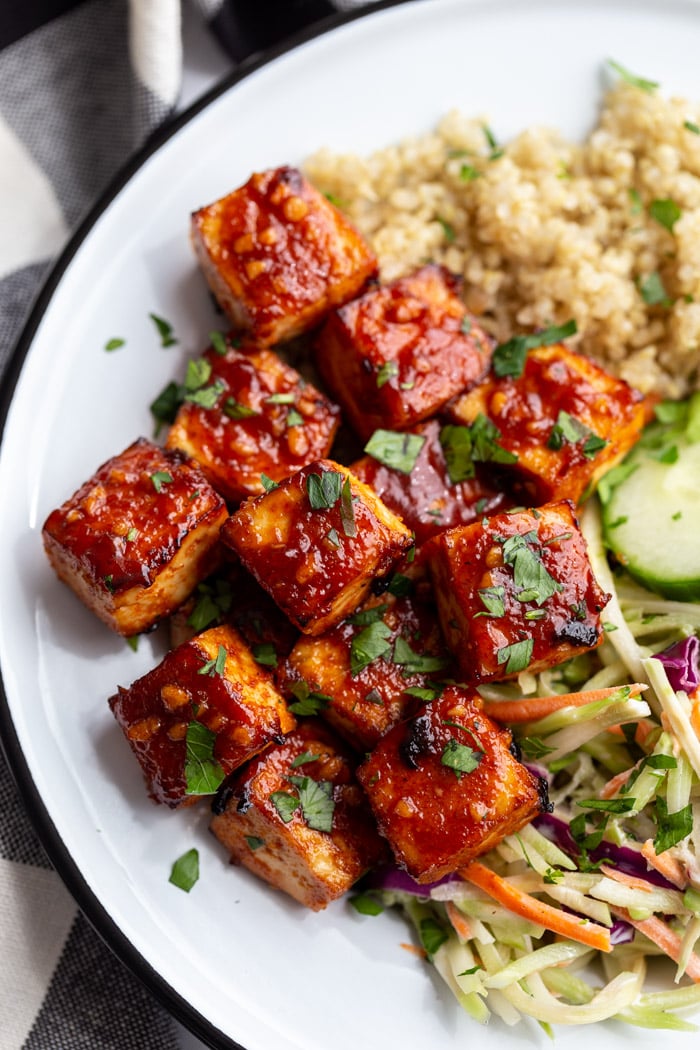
<box><xmin>611</xmin><ymin>907</ymin><xmax>700</xmax><ymax>982</ymax></box>
<box><xmin>691</xmin><ymin>696</ymin><xmax>700</xmax><ymax>739</ymax></box>
<box><xmin>445</xmin><ymin>900</ymin><xmax>472</xmax><ymax>942</ymax></box>
<box><xmin>599</xmin><ymin>768</ymin><xmax>634</xmax><ymax>799</ymax></box>
<box><xmin>482</xmin><ymin>684</ymin><xmax>647</xmax><ymax>725</ymax></box>
<box><xmin>460</xmin><ymin>860</ymin><xmax>612</xmax><ymax>953</ymax></box>
<box><xmin>400</xmin><ymin>942</ymin><xmax>427</xmax><ymax>959</ymax></box>
<box><xmin>640</xmin><ymin>839</ymin><xmax>688</xmax><ymax>890</ymax></box>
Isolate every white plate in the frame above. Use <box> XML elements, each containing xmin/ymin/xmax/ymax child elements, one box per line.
<box><xmin>2</xmin><ymin>1</ymin><xmax>700</xmax><ymax>1047</ymax></box>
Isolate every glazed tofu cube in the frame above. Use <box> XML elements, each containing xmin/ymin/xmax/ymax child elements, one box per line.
<box><xmin>169</xmin><ymin>561</ymin><xmax>299</xmax><ymax>661</ymax></box>
<box><xmin>108</xmin><ymin>624</ymin><xmax>295</xmax><ymax>806</ymax></box>
<box><xmin>166</xmin><ymin>340</ymin><xmax>341</xmax><ymax>503</ymax></box>
<box><xmin>278</xmin><ymin>564</ymin><xmax>453</xmax><ymax>751</ymax></box>
<box><xmin>357</xmin><ymin>687</ymin><xmax>546</xmax><ymax>882</ymax></box>
<box><xmin>210</xmin><ymin>718</ymin><xmax>387</xmax><ymax>910</ymax></box>
<box><xmin>42</xmin><ymin>438</ymin><xmax>228</xmax><ymax>636</ymax></box>
<box><xmin>191</xmin><ymin>166</ymin><xmax>378</xmax><ymax>346</ymax></box>
<box><xmin>314</xmin><ymin>265</ymin><xmax>493</xmax><ymax>440</ymax></box>
<box><xmin>221</xmin><ymin>459</ymin><xmax>414</xmax><ymax>636</ymax></box>
<box><xmin>447</xmin><ymin>342</ymin><xmax>648</xmax><ymax>504</ymax></box>
<box><xmin>350</xmin><ymin>419</ymin><xmax>509</xmax><ymax>546</ymax></box>
<box><xmin>426</xmin><ymin>502</ymin><xmax>610</xmax><ymax>683</ymax></box>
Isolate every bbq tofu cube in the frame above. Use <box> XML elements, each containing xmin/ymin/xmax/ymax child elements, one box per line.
<box><xmin>314</xmin><ymin>265</ymin><xmax>493</xmax><ymax>441</ymax></box>
<box><xmin>447</xmin><ymin>342</ymin><xmax>648</xmax><ymax>504</ymax></box>
<box><xmin>42</xmin><ymin>438</ymin><xmax>228</xmax><ymax>636</ymax></box>
<box><xmin>278</xmin><ymin>566</ymin><xmax>453</xmax><ymax>751</ymax></box>
<box><xmin>221</xmin><ymin>459</ymin><xmax>414</xmax><ymax>636</ymax></box>
<box><xmin>210</xmin><ymin>718</ymin><xmax>387</xmax><ymax>910</ymax></box>
<box><xmin>426</xmin><ymin>503</ymin><xmax>610</xmax><ymax>683</ymax></box>
<box><xmin>109</xmin><ymin>624</ymin><xmax>295</xmax><ymax>806</ymax></box>
<box><xmin>165</xmin><ymin>340</ymin><xmax>341</xmax><ymax>503</ymax></box>
<box><xmin>351</xmin><ymin>419</ymin><xmax>509</xmax><ymax>546</ymax></box>
<box><xmin>191</xmin><ymin>166</ymin><xmax>378</xmax><ymax>346</ymax></box>
<box><xmin>357</xmin><ymin>687</ymin><xmax>545</xmax><ymax>882</ymax></box>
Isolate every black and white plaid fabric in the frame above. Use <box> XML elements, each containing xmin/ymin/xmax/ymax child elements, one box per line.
<box><xmin>0</xmin><ymin>1</ymin><xmax>369</xmax><ymax>1046</ymax></box>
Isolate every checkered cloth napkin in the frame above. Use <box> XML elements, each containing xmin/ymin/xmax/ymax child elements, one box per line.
<box><xmin>0</xmin><ymin>1</ymin><xmax>369</xmax><ymax>1047</ymax></box>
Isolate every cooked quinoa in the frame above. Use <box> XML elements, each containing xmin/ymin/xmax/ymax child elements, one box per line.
<box><xmin>305</xmin><ymin>82</ymin><xmax>700</xmax><ymax>399</ymax></box>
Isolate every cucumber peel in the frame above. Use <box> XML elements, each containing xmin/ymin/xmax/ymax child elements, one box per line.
<box><xmin>600</xmin><ymin>396</ymin><xmax>700</xmax><ymax>601</ymax></box>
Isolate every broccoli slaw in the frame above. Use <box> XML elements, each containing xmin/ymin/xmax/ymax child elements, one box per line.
<box><xmin>351</xmin><ymin>459</ymin><xmax>700</xmax><ymax>1032</ymax></box>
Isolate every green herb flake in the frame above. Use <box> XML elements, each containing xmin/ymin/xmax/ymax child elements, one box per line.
<box><xmin>419</xmin><ymin>916</ymin><xmax>449</xmax><ymax>957</ymax></box>
<box><xmin>475</xmin><ymin>585</ymin><xmax>506</xmax><ymax>618</ymax></box>
<box><xmin>638</xmin><ymin>271</ymin><xmax>670</xmax><ymax>306</ymax></box>
<box><xmin>149</xmin><ymin>312</ymin><xmax>178</xmax><ymax>347</ymax></box>
<box><xmin>350</xmin><ymin>892</ymin><xmax>385</xmax><ymax>916</ymax></box>
<box><xmin>346</xmin><ymin>603</ymin><xmax>389</xmax><ymax>627</ymax></box>
<box><xmin>350</xmin><ymin>620</ymin><xmax>393</xmax><ymax>676</ymax></box>
<box><xmin>497</xmin><ymin>638</ymin><xmax>534</xmax><ymax>674</ymax></box>
<box><xmin>187</xmin><ymin>578</ymin><xmax>233</xmax><ymax>632</ymax></box>
<box><xmin>628</xmin><ymin>188</ymin><xmax>643</xmax><ymax>215</ymax></box>
<box><xmin>307</xmin><ymin>470</ymin><xmax>344</xmax><ymax>511</ymax></box>
<box><xmin>209</xmin><ymin>330</ymin><xmax>228</xmax><ymax>356</ymax></box>
<box><xmin>184</xmin><ymin>722</ymin><xmax>225</xmax><ymax>795</ymax></box>
<box><xmin>387</xmin><ymin>572</ymin><xmax>414</xmax><ymax>598</ymax></box>
<box><xmin>577</xmin><ymin>797</ymin><xmax>636</xmax><ymax>814</ymax></box>
<box><xmin>441</xmin><ymin>738</ymin><xmax>483</xmax><ymax>778</ymax></box>
<box><xmin>223</xmin><ymin>396</ymin><xmax>258</xmax><ymax>420</ymax></box>
<box><xmin>185</xmin><ymin>358</ymin><xmax>211</xmax><ymax>392</ymax></box>
<box><xmin>150</xmin><ymin>470</ymin><xmax>173</xmax><ymax>493</ymax></box>
<box><xmin>376</xmin><ymin>360</ymin><xmax>399</xmax><ymax>388</ymax></box>
<box><xmin>492</xmin><ymin>320</ymin><xmax>577</xmax><ymax>377</ymax></box>
<box><xmin>607</xmin><ymin>59</ymin><xmax>659</xmax><ymax>93</ymax></box>
<box><xmin>501</xmin><ymin>532</ymin><xmax>564</xmax><ymax>606</ymax></box>
<box><xmin>288</xmin><ymin>774</ymin><xmax>335</xmax><ymax>833</ymax></box>
<box><xmin>287</xmin><ymin>681</ymin><xmax>333</xmax><ymax>716</ymax></box>
<box><xmin>169</xmin><ymin>848</ymin><xmax>199</xmax><ymax>892</ymax></box>
<box><xmin>286</xmin><ymin>408</ymin><xmax>304</xmax><ymax>428</ymax></box>
<box><xmin>403</xmin><ymin>685</ymin><xmax>444</xmax><ymax>702</ymax></box>
<box><xmin>519</xmin><ymin>736</ymin><xmax>555</xmax><ymax>760</ymax></box>
<box><xmin>126</xmin><ymin>527</ymin><xmax>138</xmax><ymax>542</ymax></box>
<box><xmin>460</xmin><ymin>164</ymin><xmax>482</xmax><ymax>182</ymax></box>
<box><xmin>104</xmin><ymin>337</ymin><xmax>125</xmax><ymax>351</ymax></box>
<box><xmin>365</xmin><ymin>689</ymin><xmax>384</xmax><ymax>705</ymax></box>
<box><xmin>340</xmin><ymin>476</ymin><xmax>357</xmax><ymax>538</ymax></box>
<box><xmin>260</xmin><ymin>473</ymin><xmax>279</xmax><ymax>492</ymax></box>
<box><xmin>126</xmin><ymin>635</ymin><xmax>139</xmax><ymax>652</ymax></box>
<box><xmin>326</xmin><ymin>527</ymin><xmax>341</xmax><ymax>547</ymax></box>
<box><xmin>684</xmin><ymin>120</ymin><xmax>700</xmax><ymax>135</ymax></box>
<box><xmin>439</xmin><ymin>424</ymin><xmax>475</xmax><ymax>483</ymax></box>
<box><xmin>649</xmin><ymin>198</ymin><xmax>682</xmax><ymax>232</ymax></box>
<box><xmin>150</xmin><ymin>381</ymin><xmax>183</xmax><ymax>433</ymax></box>
<box><xmin>364</xmin><ymin>429</ymin><xmax>426</xmax><ymax>475</ymax></box>
<box><xmin>266</xmin><ymin>392</ymin><xmax>295</xmax><ymax>405</ymax></box>
<box><xmin>547</xmin><ymin>410</ymin><xmax>608</xmax><ymax>460</ymax></box>
<box><xmin>187</xmin><ymin>378</ymin><xmax>226</xmax><ymax>410</ymax></box>
<box><xmin>290</xmin><ymin>750</ymin><xmax>320</xmax><ymax>769</ymax></box>
<box><xmin>654</xmin><ymin>797</ymin><xmax>693</xmax><ymax>853</ymax></box>
<box><xmin>437</xmin><ymin>217</ymin><xmax>456</xmax><ymax>242</ymax></box>
<box><xmin>393</xmin><ymin>636</ymin><xmax>450</xmax><ymax>675</ymax></box>
<box><xmin>252</xmin><ymin>642</ymin><xmax>277</xmax><ymax>668</ymax></box>
<box><xmin>543</xmin><ymin>868</ymin><xmax>564</xmax><ymax>885</ymax></box>
<box><xmin>245</xmin><ymin>835</ymin><xmax>265</xmax><ymax>851</ymax></box>
<box><xmin>270</xmin><ymin>790</ymin><xmax>300</xmax><ymax>823</ymax></box>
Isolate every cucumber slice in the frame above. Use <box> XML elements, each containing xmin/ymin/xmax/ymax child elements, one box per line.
<box><xmin>601</xmin><ymin>435</ymin><xmax>700</xmax><ymax>601</ymax></box>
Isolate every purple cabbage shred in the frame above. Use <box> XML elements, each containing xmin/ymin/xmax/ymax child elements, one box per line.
<box><xmin>653</xmin><ymin>635</ymin><xmax>700</xmax><ymax>694</ymax></box>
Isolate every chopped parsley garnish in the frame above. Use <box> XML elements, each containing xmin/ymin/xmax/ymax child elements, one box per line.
<box><xmin>437</xmin><ymin>216</ymin><xmax>456</xmax><ymax>242</ymax></box>
<box><xmin>376</xmin><ymin>360</ymin><xmax>399</xmax><ymax>388</ymax></box>
<box><xmin>403</xmin><ymin>684</ymin><xmax>444</xmax><ymax>702</ymax></box>
<box><xmin>346</xmin><ymin>603</ymin><xmax>389</xmax><ymax>626</ymax></box>
<box><xmin>684</xmin><ymin>120</ymin><xmax>700</xmax><ymax>135</ymax></box>
<box><xmin>270</xmin><ymin>790</ymin><xmax>300</xmax><ymax>823</ymax></box>
<box><xmin>387</xmin><ymin>572</ymin><xmax>414</xmax><ymax>598</ymax></box>
<box><xmin>104</xmin><ymin>337</ymin><xmax>125</xmax><ymax>351</ymax></box>
<box><xmin>149</xmin><ymin>312</ymin><xmax>177</xmax><ymax>347</ymax></box>
<box><xmin>286</xmin><ymin>408</ymin><xmax>304</xmax><ymax>428</ymax></box>
<box><xmin>126</xmin><ymin>635</ymin><xmax>139</xmax><ymax>652</ymax></box>
<box><xmin>364</xmin><ymin>429</ymin><xmax>426</xmax><ymax>474</ymax></box>
<box><xmin>364</xmin><ymin>689</ymin><xmax>384</xmax><ymax>705</ymax></box>
<box><xmin>150</xmin><ymin>381</ymin><xmax>183</xmax><ymax>434</ymax></box>
<box><xmin>482</xmin><ymin>123</ymin><xmax>503</xmax><ymax>160</ymax></box>
<box><xmin>287</xmin><ymin>775</ymin><xmax>336</xmax><ymax>833</ymax></box>
<box><xmin>638</xmin><ymin>271</ymin><xmax>670</xmax><ymax>306</ymax></box>
<box><xmin>340</xmin><ymin>477</ymin><xmax>356</xmax><ymax>538</ymax></box>
<box><xmin>492</xmin><ymin>320</ymin><xmax>577</xmax><ymax>377</ymax></box>
<box><xmin>126</xmin><ymin>527</ymin><xmax>138</xmax><ymax>542</ymax></box>
<box><xmin>252</xmin><ymin>642</ymin><xmax>277</xmax><ymax>668</ymax></box>
<box><xmin>290</xmin><ymin>750</ymin><xmax>320</xmax><ymax>769</ymax></box>
<box><xmin>460</xmin><ymin>164</ymin><xmax>481</xmax><ymax>182</ymax></box>
<box><xmin>576</xmin><ymin>797</ymin><xmax>637</xmax><ymax>814</ymax></box>
<box><xmin>501</xmin><ymin>532</ymin><xmax>564</xmax><ymax>605</ymax></box>
<box><xmin>169</xmin><ymin>848</ymin><xmax>199</xmax><ymax>892</ymax></box>
<box><xmin>260</xmin><ymin>473</ymin><xmax>279</xmax><ymax>492</ymax></box>
<box><xmin>649</xmin><ymin>198</ymin><xmax>681</xmax><ymax>232</ymax></box>
<box><xmin>209</xmin><ymin>330</ymin><xmax>228</xmax><ymax>355</ymax></box>
<box><xmin>497</xmin><ymin>638</ymin><xmax>534</xmax><ymax>674</ymax></box>
<box><xmin>628</xmin><ymin>188</ymin><xmax>643</xmax><ymax>215</ymax></box>
<box><xmin>419</xmin><ymin>916</ymin><xmax>449</xmax><ymax>957</ymax></box>
<box><xmin>441</xmin><ymin>738</ymin><xmax>483</xmax><ymax>778</ymax></box>
<box><xmin>197</xmin><ymin>644</ymin><xmax>228</xmax><ymax>677</ymax></box>
<box><xmin>187</xmin><ymin>577</ymin><xmax>233</xmax><ymax>632</ymax></box>
<box><xmin>307</xmin><ymin>470</ymin><xmax>344</xmax><ymax>510</ymax></box>
<box><xmin>350</xmin><ymin>620</ymin><xmax>393</xmax><ymax>676</ymax></box>
<box><xmin>287</xmin><ymin>681</ymin><xmax>333</xmax><ymax>716</ymax></box>
<box><xmin>103</xmin><ymin>574</ymin><xmax>115</xmax><ymax>592</ymax></box>
<box><xmin>266</xmin><ymin>392</ymin><xmax>295</xmax><ymax>405</ymax></box>
<box><xmin>187</xmin><ymin>378</ymin><xmax>226</xmax><ymax>409</ymax></box>
<box><xmin>392</xmin><ymin>636</ymin><xmax>450</xmax><ymax>675</ymax></box>
<box><xmin>150</xmin><ymin>470</ymin><xmax>173</xmax><ymax>493</ymax></box>
<box><xmin>607</xmin><ymin>59</ymin><xmax>659</xmax><ymax>93</ymax></box>
<box><xmin>654</xmin><ymin>797</ymin><xmax>693</xmax><ymax>853</ymax></box>
<box><xmin>350</xmin><ymin>892</ymin><xmax>385</xmax><ymax>916</ymax></box>
<box><xmin>184</xmin><ymin>722</ymin><xmax>225</xmax><ymax>795</ymax></box>
<box><xmin>223</xmin><ymin>396</ymin><xmax>258</xmax><ymax>419</ymax></box>
<box><xmin>439</xmin><ymin>417</ymin><xmax>517</xmax><ymax>483</ymax></box>
<box><xmin>326</xmin><ymin>527</ymin><xmax>341</xmax><ymax>547</ymax></box>
<box><xmin>547</xmin><ymin>410</ymin><xmax>608</xmax><ymax>460</ymax></box>
<box><xmin>518</xmin><ymin>736</ymin><xmax>555</xmax><ymax>760</ymax></box>
<box><xmin>185</xmin><ymin>357</ymin><xmax>211</xmax><ymax>391</ymax></box>
<box><xmin>475</xmin><ymin>585</ymin><xmax>506</xmax><ymax>618</ymax></box>
<box><xmin>245</xmin><ymin>835</ymin><xmax>265</xmax><ymax>851</ymax></box>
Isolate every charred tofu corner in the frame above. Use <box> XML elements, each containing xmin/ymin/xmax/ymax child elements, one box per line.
<box><xmin>210</xmin><ymin>718</ymin><xmax>387</xmax><ymax>910</ymax></box>
<box><xmin>42</xmin><ymin>438</ymin><xmax>228</xmax><ymax>636</ymax></box>
<box><xmin>357</xmin><ymin>687</ymin><xmax>546</xmax><ymax>883</ymax></box>
<box><xmin>220</xmin><ymin>459</ymin><xmax>414</xmax><ymax>636</ymax></box>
